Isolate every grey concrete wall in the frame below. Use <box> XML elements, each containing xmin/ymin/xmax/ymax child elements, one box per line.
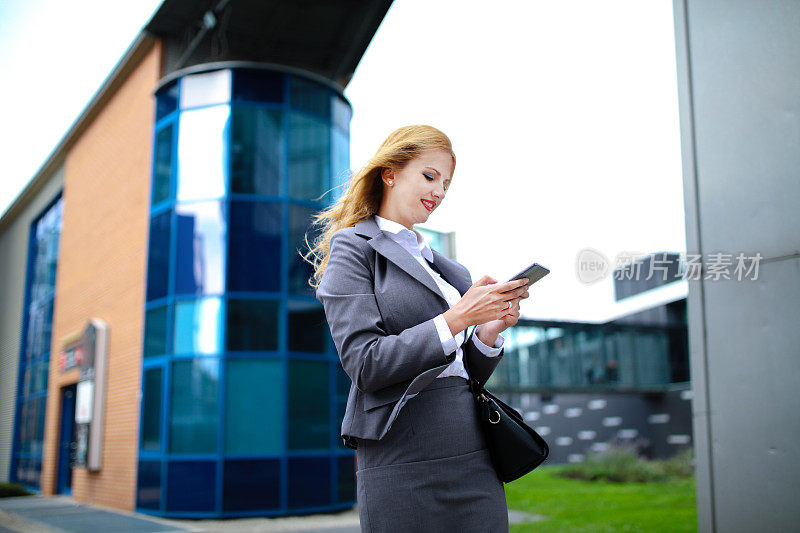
<box><xmin>500</xmin><ymin>388</ymin><xmax>693</xmax><ymax>464</ymax></box>
<box><xmin>672</xmin><ymin>0</ymin><xmax>800</xmax><ymax>530</ymax></box>
<box><xmin>0</xmin><ymin>166</ymin><xmax>64</xmax><ymax>483</ymax></box>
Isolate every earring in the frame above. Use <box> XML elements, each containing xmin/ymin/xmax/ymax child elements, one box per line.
<box><xmin>388</xmin><ymin>180</ymin><xmax>393</xmax><ymax>185</ymax></box>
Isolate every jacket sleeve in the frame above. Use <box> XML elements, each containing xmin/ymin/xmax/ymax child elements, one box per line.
<box><xmin>460</xmin><ymin>272</ymin><xmax>506</xmax><ymax>387</ymax></box>
<box><xmin>316</xmin><ymin>231</ymin><xmax>456</xmax><ymax>393</ymax></box>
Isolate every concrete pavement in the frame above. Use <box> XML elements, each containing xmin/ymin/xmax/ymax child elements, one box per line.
<box><xmin>0</xmin><ymin>495</ymin><xmax>544</xmax><ymax>532</ymax></box>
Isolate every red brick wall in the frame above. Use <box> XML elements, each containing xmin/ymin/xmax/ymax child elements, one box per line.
<box><xmin>41</xmin><ymin>40</ymin><xmax>162</xmax><ymax>512</ymax></box>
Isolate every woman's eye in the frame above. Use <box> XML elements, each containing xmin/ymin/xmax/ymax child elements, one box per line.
<box><xmin>423</xmin><ymin>173</ymin><xmax>434</xmax><ymax>181</ymax></box>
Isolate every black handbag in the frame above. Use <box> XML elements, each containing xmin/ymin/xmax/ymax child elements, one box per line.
<box><xmin>463</xmin><ymin>329</ymin><xmax>550</xmax><ymax>483</ymax></box>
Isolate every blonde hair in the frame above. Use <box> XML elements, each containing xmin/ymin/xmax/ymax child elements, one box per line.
<box><xmin>301</xmin><ymin>124</ymin><xmax>456</xmax><ymax>289</ymax></box>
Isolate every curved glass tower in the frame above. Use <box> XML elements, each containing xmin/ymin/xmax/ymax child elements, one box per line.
<box><xmin>137</xmin><ymin>65</ymin><xmax>353</xmax><ymax>517</ymax></box>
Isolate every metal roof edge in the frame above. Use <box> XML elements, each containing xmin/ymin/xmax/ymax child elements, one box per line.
<box><xmin>154</xmin><ymin>60</ymin><xmax>352</xmax><ymax>109</ymax></box>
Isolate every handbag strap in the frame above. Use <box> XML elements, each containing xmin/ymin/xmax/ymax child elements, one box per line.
<box><xmin>461</xmin><ymin>325</ymin><xmax>484</xmax><ymax>399</ymax></box>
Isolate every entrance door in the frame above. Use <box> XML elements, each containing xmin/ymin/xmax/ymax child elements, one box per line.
<box><xmin>56</xmin><ymin>384</ymin><xmax>77</xmax><ymax>494</ymax></box>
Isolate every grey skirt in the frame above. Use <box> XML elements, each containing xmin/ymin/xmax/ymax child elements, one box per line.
<box><xmin>355</xmin><ymin>376</ymin><xmax>508</xmax><ymax>533</ymax></box>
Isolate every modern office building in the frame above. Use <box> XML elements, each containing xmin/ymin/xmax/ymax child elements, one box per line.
<box><xmin>489</xmin><ymin>252</ymin><xmax>692</xmax><ymax>464</ymax></box>
<box><xmin>0</xmin><ymin>0</ymin><xmax>393</xmax><ymax>518</ymax></box>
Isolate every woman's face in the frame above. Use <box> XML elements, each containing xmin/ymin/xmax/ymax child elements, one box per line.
<box><xmin>379</xmin><ymin>148</ymin><xmax>453</xmax><ymax>230</ymax></box>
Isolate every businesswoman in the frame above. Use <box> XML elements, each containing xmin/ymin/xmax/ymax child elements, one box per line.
<box><xmin>305</xmin><ymin>125</ymin><xmax>529</xmax><ymax>532</ymax></box>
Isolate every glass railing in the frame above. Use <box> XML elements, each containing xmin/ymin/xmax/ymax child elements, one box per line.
<box><xmin>486</xmin><ymin>320</ymin><xmax>689</xmax><ymax>392</ymax></box>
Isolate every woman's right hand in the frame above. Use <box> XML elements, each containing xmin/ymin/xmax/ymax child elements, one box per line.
<box><xmin>443</xmin><ymin>275</ymin><xmax>530</xmax><ymax>336</ymax></box>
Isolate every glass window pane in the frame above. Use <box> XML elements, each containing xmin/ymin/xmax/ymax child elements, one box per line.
<box><xmin>33</xmin><ymin>197</ymin><xmax>62</xmax><ymax>290</ymax></box>
<box><xmin>18</xmin><ymin>398</ymin><xmax>45</xmax><ymax>454</ymax></box>
<box><xmin>233</xmin><ymin>69</ymin><xmax>284</xmax><ymax>103</ymax></box>
<box><xmin>617</xmin><ymin>331</ymin><xmax>636</xmax><ymax>386</ymax></box>
<box><xmin>147</xmin><ymin>210</ymin><xmax>171</xmax><ymax>302</ymax></box>
<box><xmin>166</xmin><ymin>460</ymin><xmax>216</xmax><ymax>512</ymax></box>
<box><xmin>288</xmin><ymin>301</ymin><xmax>326</xmax><ymax>353</ymax></box>
<box><xmin>330</xmin><ymin>127</ymin><xmax>350</xmax><ymax>203</ymax></box>
<box><xmin>180</xmin><ymin>69</ymin><xmax>231</xmax><ymax>109</ymax></box>
<box><xmin>289</xmin><ymin>204</ymin><xmax>321</xmax><ymax>296</ymax></box>
<box><xmin>136</xmin><ymin>460</ymin><xmax>161</xmax><ymax>510</ymax></box>
<box><xmin>634</xmin><ymin>331</ymin><xmax>670</xmax><ymax>385</ymax></box>
<box><xmin>25</xmin><ymin>301</ymin><xmax>53</xmax><ymax>361</ymax></box>
<box><xmin>226</xmin><ymin>299</ymin><xmax>279</xmax><ymax>351</ymax></box>
<box><xmin>230</xmin><ymin>107</ymin><xmax>282</xmax><ymax>196</ymax></box>
<box><xmin>152</xmin><ymin>125</ymin><xmax>173</xmax><ymax>206</ymax></box>
<box><xmin>156</xmin><ymin>80</ymin><xmax>178</xmax><ymax>121</ymax></box>
<box><xmin>228</xmin><ymin>201</ymin><xmax>282</xmax><ymax>292</ymax></box>
<box><xmin>26</xmin><ymin>301</ymin><xmax>54</xmax><ymax>360</ymax></box>
<box><xmin>290</xmin><ymin>76</ymin><xmax>330</xmax><ymax>117</ymax></box>
<box><xmin>337</xmin><ymin>455</ymin><xmax>355</xmax><ymax>503</ymax></box>
<box><xmin>21</xmin><ymin>361</ymin><xmax>48</xmax><ymax>396</ymax></box>
<box><xmin>169</xmin><ymin>359</ymin><xmax>219</xmax><ymax>453</ymax></box>
<box><xmin>288</xmin><ymin>360</ymin><xmax>330</xmax><ymax>450</ymax></box>
<box><xmin>144</xmin><ymin>305</ymin><xmax>169</xmax><ymax>358</ymax></box>
<box><xmin>223</xmin><ymin>459</ymin><xmax>281</xmax><ymax>512</ymax></box>
<box><xmin>331</xmin><ymin>95</ymin><xmax>351</xmax><ymax>133</ymax></box>
<box><xmin>177</xmin><ymin>105</ymin><xmax>229</xmax><ymax>202</ymax></box>
<box><xmin>15</xmin><ymin>457</ymin><xmax>41</xmax><ymax>488</ymax></box>
<box><xmin>32</xmin><ymin>396</ymin><xmax>45</xmax><ymax>455</ymax></box>
<box><xmin>17</xmin><ymin>401</ymin><xmax>30</xmax><ymax>454</ymax></box>
<box><xmin>175</xmin><ymin>201</ymin><xmax>226</xmax><ymax>295</ymax></box>
<box><xmin>141</xmin><ymin>368</ymin><xmax>162</xmax><ymax>451</ymax></box>
<box><xmin>173</xmin><ymin>298</ymin><xmax>224</xmax><ymax>355</ymax></box>
<box><xmin>226</xmin><ymin>359</ymin><xmax>284</xmax><ymax>454</ymax></box>
<box><xmin>288</xmin><ymin>457</ymin><xmax>330</xmax><ymax>508</ymax></box>
<box><xmin>288</xmin><ymin>112</ymin><xmax>330</xmax><ymax>201</ymax></box>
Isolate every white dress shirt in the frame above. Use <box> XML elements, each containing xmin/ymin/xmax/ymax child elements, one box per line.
<box><xmin>373</xmin><ymin>215</ymin><xmax>504</xmax><ymax>380</ymax></box>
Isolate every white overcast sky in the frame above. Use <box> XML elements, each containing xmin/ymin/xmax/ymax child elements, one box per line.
<box><xmin>0</xmin><ymin>0</ymin><xmax>687</xmax><ymax>323</ymax></box>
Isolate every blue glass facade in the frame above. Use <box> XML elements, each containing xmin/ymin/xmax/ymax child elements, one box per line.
<box><xmin>139</xmin><ymin>66</ymin><xmax>353</xmax><ymax>517</ymax></box>
<box><xmin>10</xmin><ymin>195</ymin><xmax>64</xmax><ymax>491</ymax></box>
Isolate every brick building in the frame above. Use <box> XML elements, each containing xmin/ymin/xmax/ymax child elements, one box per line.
<box><xmin>0</xmin><ymin>0</ymin><xmax>392</xmax><ymax>519</ymax></box>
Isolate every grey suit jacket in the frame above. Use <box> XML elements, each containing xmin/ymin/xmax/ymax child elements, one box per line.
<box><xmin>315</xmin><ymin>216</ymin><xmax>505</xmax><ymax>449</ymax></box>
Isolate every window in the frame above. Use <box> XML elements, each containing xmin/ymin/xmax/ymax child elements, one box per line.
<box><xmin>226</xmin><ymin>299</ymin><xmax>279</xmax><ymax>351</ymax></box>
<box><xmin>144</xmin><ymin>305</ymin><xmax>169</xmax><ymax>358</ymax></box>
<box><xmin>173</xmin><ymin>298</ymin><xmax>224</xmax><ymax>355</ymax></box>
<box><xmin>227</xmin><ymin>201</ymin><xmax>282</xmax><ymax>292</ymax></box>
<box><xmin>169</xmin><ymin>358</ymin><xmax>219</xmax><ymax>453</ymax></box>
<box><xmin>288</xmin><ymin>112</ymin><xmax>329</xmax><ymax>201</ymax></box>
<box><xmin>288</xmin><ymin>360</ymin><xmax>330</xmax><ymax>449</ymax></box>
<box><xmin>141</xmin><ymin>369</ymin><xmax>162</xmax><ymax>451</ymax></box>
<box><xmin>166</xmin><ymin>461</ymin><xmax>216</xmax><ymax>512</ymax></box>
<box><xmin>176</xmin><ymin>106</ymin><xmax>229</xmax><ymax>202</ymax></box>
<box><xmin>175</xmin><ymin>201</ymin><xmax>226</xmax><ymax>295</ymax></box>
<box><xmin>288</xmin><ymin>301</ymin><xmax>327</xmax><ymax>354</ymax></box>
<box><xmin>225</xmin><ymin>359</ymin><xmax>284</xmax><ymax>454</ymax></box>
<box><xmin>223</xmin><ymin>459</ymin><xmax>281</xmax><ymax>511</ymax></box>
<box><xmin>152</xmin><ymin>125</ymin><xmax>173</xmax><ymax>205</ymax></box>
<box><xmin>230</xmin><ymin>107</ymin><xmax>282</xmax><ymax>196</ymax></box>
<box><xmin>288</xmin><ymin>457</ymin><xmax>330</xmax><ymax>508</ymax></box>
<box><xmin>146</xmin><ymin>210</ymin><xmax>171</xmax><ymax>302</ymax></box>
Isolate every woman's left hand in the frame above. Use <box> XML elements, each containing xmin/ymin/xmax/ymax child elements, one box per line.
<box><xmin>479</xmin><ymin>284</ymin><xmax>530</xmax><ymax>338</ymax></box>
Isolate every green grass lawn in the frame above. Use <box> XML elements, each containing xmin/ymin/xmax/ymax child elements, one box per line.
<box><xmin>505</xmin><ymin>464</ymin><xmax>697</xmax><ymax>532</ymax></box>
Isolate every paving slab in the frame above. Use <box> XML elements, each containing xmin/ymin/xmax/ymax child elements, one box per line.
<box><xmin>0</xmin><ymin>496</ymin><xmax>185</xmax><ymax>533</ymax></box>
<box><xmin>1</xmin><ymin>495</ymin><xmax>545</xmax><ymax>532</ymax></box>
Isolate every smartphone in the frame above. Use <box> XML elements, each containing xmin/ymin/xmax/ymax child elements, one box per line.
<box><xmin>500</xmin><ymin>262</ymin><xmax>550</xmax><ymax>292</ymax></box>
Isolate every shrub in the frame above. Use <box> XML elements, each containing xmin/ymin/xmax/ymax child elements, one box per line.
<box><xmin>0</xmin><ymin>482</ymin><xmax>33</xmax><ymax>498</ymax></box>
<box><xmin>555</xmin><ymin>444</ymin><xmax>694</xmax><ymax>483</ymax></box>
<box><xmin>662</xmin><ymin>446</ymin><xmax>695</xmax><ymax>478</ymax></box>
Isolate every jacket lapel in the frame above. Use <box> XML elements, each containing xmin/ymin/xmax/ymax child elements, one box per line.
<box><xmin>354</xmin><ymin>216</ymin><xmax>470</xmax><ymax>302</ymax></box>
<box><xmin>430</xmin><ymin>249</ymin><xmax>471</xmax><ymax>296</ymax></box>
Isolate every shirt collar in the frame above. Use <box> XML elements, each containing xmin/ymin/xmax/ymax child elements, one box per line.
<box><xmin>373</xmin><ymin>214</ymin><xmax>434</xmax><ymax>263</ymax></box>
